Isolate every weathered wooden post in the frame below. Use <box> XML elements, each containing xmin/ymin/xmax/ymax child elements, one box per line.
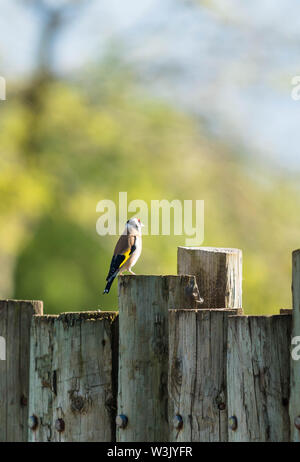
<box><xmin>178</xmin><ymin>247</ymin><xmax>242</xmax><ymax>309</ymax></box>
<box><xmin>169</xmin><ymin>308</ymin><xmax>237</xmax><ymax>442</ymax></box>
<box><xmin>290</xmin><ymin>249</ymin><xmax>300</xmax><ymax>442</ymax></box>
<box><xmin>117</xmin><ymin>274</ymin><xmax>199</xmax><ymax>442</ymax></box>
<box><xmin>0</xmin><ymin>300</ymin><xmax>43</xmax><ymax>442</ymax></box>
<box><xmin>168</xmin><ymin>247</ymin><xmax>243</xmax><ymax>442</ymax></box>
<box><xmin>227</xmin><ymin>314</ymin><xmax>291</xmax><ymax>442</ymax></box>
<box><xmin>28</xmin><ymin>311</ymin><xmax>118</xmax><ymax>442</ymax></box>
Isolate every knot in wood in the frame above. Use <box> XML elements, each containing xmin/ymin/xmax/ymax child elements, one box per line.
<box><xmin>185</xmin><ymin>280</ymin><xmax>200</xmax><ymax>303</ymax></box>
<box><xmin>55</xmin><ymin>418</ymin><xmax>65</xmax><ymax>432</ymax></box>
<box><xmin>69</xmin><ymin>390</ymin><xmax>89</xmax><ymax>414</ymax></box>
<box><xmin>71</xmin><ymin>395</ymin><xmax>85</xmax><ymax>412</ymax></box>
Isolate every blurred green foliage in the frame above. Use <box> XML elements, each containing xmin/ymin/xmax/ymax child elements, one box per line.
<box><xmin>0</xmin><ymin>55</ymin><xmax>300</xmax><ymax>314</ymax></box>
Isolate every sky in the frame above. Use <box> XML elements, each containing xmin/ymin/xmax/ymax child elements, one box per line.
<box><xmin>0</xmin><ymin>0</ymin><xmax>300</xmax><ymax>170</ymax></box>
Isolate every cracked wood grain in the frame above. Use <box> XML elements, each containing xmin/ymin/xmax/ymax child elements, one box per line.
<box><xmin>0</xmin><ymin>300</ymin><xmax>43</xmax><ymax>442</ymax></box>
<box><xmin>168</xmin><ymin>309</ymin><xmax>236</xmax><ymax>442</ymax></box>
<box><xmin>227</xmin><ymin>314</ymin><xmax>291</xmax><ymax>442</ymax></box>
<box><xmin>117</xmin><ymin>275</ymin><xmax>199</xmax><ymax>442</ymax></box>
<box><xmin>28</xmin><ymin>311</ymin><xmax>118</xmax><ymax>442</ymax></box>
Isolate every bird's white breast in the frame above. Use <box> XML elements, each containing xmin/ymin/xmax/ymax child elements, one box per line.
<box><xmin>130</xmin><ymin>235</ymin><xmax>142</xmax><ymax>268</ymax></box>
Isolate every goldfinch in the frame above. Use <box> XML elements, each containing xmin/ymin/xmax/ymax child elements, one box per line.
<box><xmin>103</xmin><ymin>217</ymin><xmax>144</xmax><ymax>294</ymax></box>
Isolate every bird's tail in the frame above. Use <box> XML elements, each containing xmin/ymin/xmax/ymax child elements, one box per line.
<box><xmin>103</xmin><ymin>271</ymin><xmax>118</xmax><ymax>294</ymax></box>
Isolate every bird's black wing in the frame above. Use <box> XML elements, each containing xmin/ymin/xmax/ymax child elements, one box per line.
<box><xmin>106</xmin><ymin>254</ymin><xmax>126</xmax><ymax>281</ymax></box>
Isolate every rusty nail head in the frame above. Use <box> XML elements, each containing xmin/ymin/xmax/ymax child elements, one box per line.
<box><xmin>173</xmin><ymin>414</ymin><xmax>183</xmax><ymax>430</ymax></box>
<box><xmin>116</xmin><ymin>414</ymin><xmax>128</xmax><ymax>429</ymax></box>
<box><xmin>294</xmin><ymin>416</ymin><xmax>300</xmax><ymax>430</ymax></box>
<box><xmin>229</xmin><ymin>415</ymin><xmax>238</xmax><ymax>431</ymax></box>
<box><xmin>218</xmin><ymin>402</ymin><xmax>226</xmax><ymax>411</ymax></box>
<box><xmin>28</xmin><ymin>415</ymin><xmax>38</xmax><ymax>431</ymax></box>
<box><xmin>55</xmin><ymin>418</ymin><xmax>65</xmax><ymax>432</ymax></box>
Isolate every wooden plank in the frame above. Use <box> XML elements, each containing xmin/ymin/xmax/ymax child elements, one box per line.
<box><xmin>117</xmin><ymin>275</ymin><xmax>197</xmax><ymax>442</ymax></box>
<box><xmin>227</xmin><ymin>315</ymin><xmax>291</xmax><ymax>442</ymax></box>
<box><xmin>28</xmin><ymin>315</ymin><xmax>57</xmax><ymax>442</ymax></box>
<box><xmin>290</xmin><ymin>249</ymin><xmax>300</xmax><ymax>441</ymax></box>
<box><xmin>168</xmin><ymin>309</ymin><xmax>236</xmax><ymax>442</ymax></box>
<box><xmin>0</xmin><ymin>301</ymin><xmax>7</xmax><ymax>442</ymax></box>
<box><xmin>178</xmin><ymin>247</ymin><xmax>242</xmax><ymax>310</ymax></box>
<box><xmin>0</xmin><ymin>300</ymin><xmax>43</xmax><ymax>442</ymax></box>
<box><xmin>28</xmin><ymin>311</ymin><xmax>118</xmax><ymax>442</ymax></box>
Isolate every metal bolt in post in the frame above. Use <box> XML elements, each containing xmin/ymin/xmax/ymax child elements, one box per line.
<box><xmin>28</xmin><ymin>415</ymin><xmax>38</xmax><ymax>431</ymax></box>
<box><xmin>229</xmin><ymin>415</ymin><xmax>238</xmax><ymax>431</ymax></box>
<box><xmin>116</xmin><ymin>414</ymin><xmax>128</xmax><ymax>429</ymax></box>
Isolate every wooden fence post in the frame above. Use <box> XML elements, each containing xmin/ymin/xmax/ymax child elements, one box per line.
<box><xmin>227</xmin><ymin>315</ymin><xmax>291</xmax><ymax>441</ymax></box>
<box><xmin>28</xmin><ymin>311</ymin><xmax>118</xmax><ymax>442</ymax></box>
<box><xmin>178</xmin><ymin>247</ymin><xmax>242</xmax><ymax>309</ymax></box>
<box><xmin>169</xmin><ymin>308</ymin><xmax>237</xmax><ymax>442</ymax></box>
<box><xmin>167</xmin><ymin>247</ymin><xmax>243</xmax><ymax>442</ymax></box>
<box><xmin>0</xmin><ymin>300</ymin><xmax>43</xmax><ymax>442</ymax></box>
<box><xmin>117</xmin><ymin>274</ymin><xmax>198</xmax><ymax>442</ymax></box>
<box><xmin>290</xmin><ymin>249</ymin><xmax>300</xmax><ymax>442</ymax></box>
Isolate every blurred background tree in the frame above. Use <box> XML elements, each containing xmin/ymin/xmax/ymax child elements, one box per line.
<box><xmin>0</xmin><ymin>0</ymin><xmax>299</xmax><ymax>313</ymax></box>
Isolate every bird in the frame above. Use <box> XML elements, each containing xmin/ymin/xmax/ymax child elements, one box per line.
<box><xmin>103</xmin><ymin>217</ymin><xmax>144</xmax><ymax>294</ymax></box>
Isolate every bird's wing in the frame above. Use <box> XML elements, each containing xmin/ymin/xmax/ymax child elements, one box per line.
<box><xmin>106</xmin><ymin>234</ymin><xmax>136</xmax><ymax>281</ymax></box>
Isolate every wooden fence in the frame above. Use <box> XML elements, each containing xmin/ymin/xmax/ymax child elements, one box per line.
<box><xmin>0</xmin><ymin>246</ymin><xmax>299</xmax><ymax>442</ymax></box>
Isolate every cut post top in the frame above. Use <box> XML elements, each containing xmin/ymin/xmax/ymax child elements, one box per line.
<box><xmin>0</xmin><ymin>299</ymin><xmax>43</xmax><ymax>304</ymax></box>
<box><xmin>118</xmin><ymin>274</ymin><xmax>195</xmax><ymax>280</ymax></box>
<box><xmin>178</xmin><ymin>246</ymin><xmax>242</xmax><ymax>254</ymax></box>
<box><xmin>177</xmin><ymin>246</ymin><xmax>242</xmax><ymax>309</ymax></box>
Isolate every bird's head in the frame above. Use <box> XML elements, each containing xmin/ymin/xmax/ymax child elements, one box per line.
<box><xmin>125</xmin><ymin>217</ymin><xmax>144</xmax><ymax>235</ymax></box>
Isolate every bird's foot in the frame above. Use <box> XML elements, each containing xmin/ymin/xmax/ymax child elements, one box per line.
<box><xmin>128</xmin><ymin>270</ymin><xmax>135</xmax><ymax>275</ymax></box>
